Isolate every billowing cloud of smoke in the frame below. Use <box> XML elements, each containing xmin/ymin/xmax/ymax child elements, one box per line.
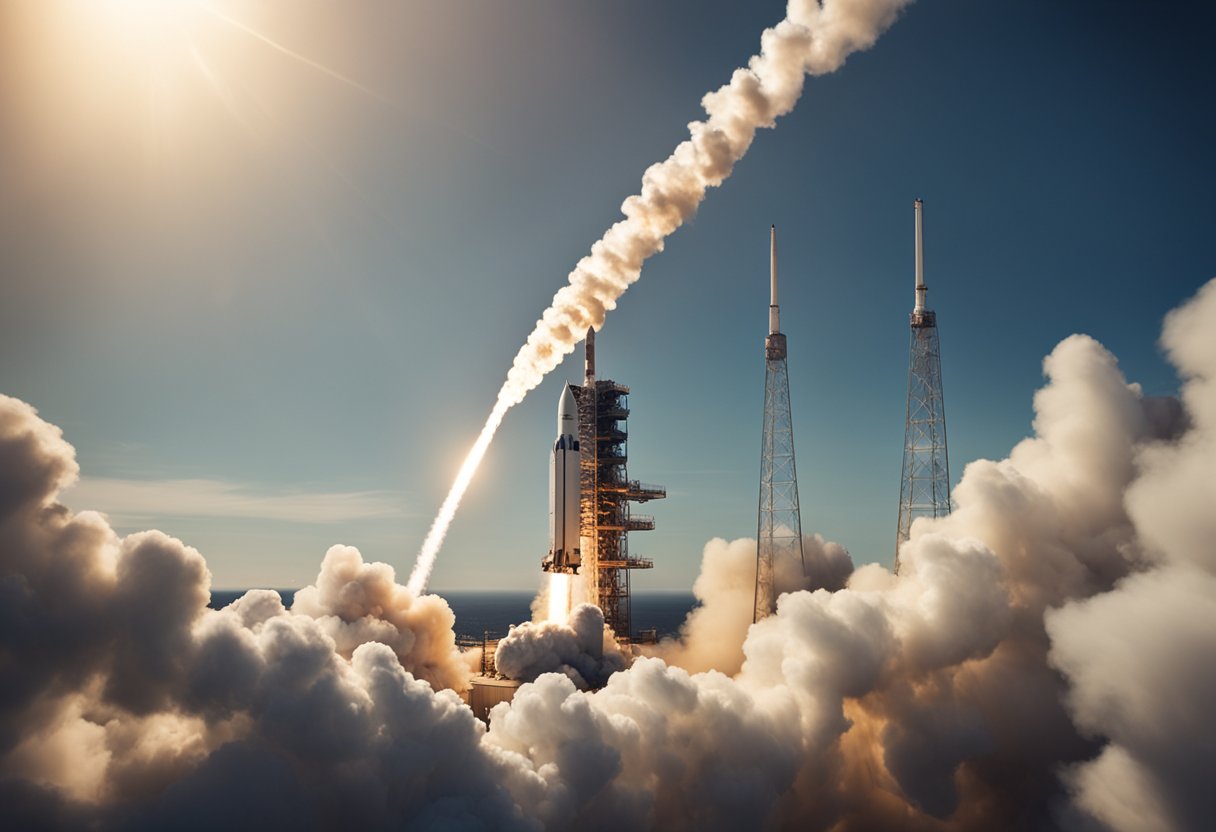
<box><xmin>1045</xmin><ymin>279</ymin><xmax>1216</xmax><ymax>832</ymax></box>
<box><xmin>494</xmin><ymin>604</ymin><xmax>629</xmax><ymax>689</ymax></box>
<box><xmin>406</xmin><ymin>0</ymin><xmax>915</xmax><ymax>594</ymax></box>
<box><xmin>292</xmin><ymin>545</ymin><xmax>475</xmax><ymax>691</ymax></box>
<box><xmin>477</xmin><ymin>289</ymin><xmax>1207</xmax><ymax>830</ymax></box>
<box><xmin>651</xmin><ymin>533</ymin><xmax>853</xmax><ymax>676</ymax></box>
<box><xmin>3</xmin><ymin>279</ymin><xmax>1216</xmax><ymax>830</ymax></box>
<box><xmin>0</xmin><ymin>398</ymin><xmax>501</xmax><ymax>826</ymax></box>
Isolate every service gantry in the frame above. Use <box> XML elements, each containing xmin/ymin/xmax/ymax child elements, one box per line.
<box><xmin>574</xmin><ymin>328</ymin><xmax>666</xmax><ymax>640</ymax></box>
<box><xmin>895</xmin><ymin>199</ymin><xmax>952</xmax><ymax>568</ymax></box>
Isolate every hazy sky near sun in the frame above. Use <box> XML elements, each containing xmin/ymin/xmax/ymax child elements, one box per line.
<box><xmin>1</xmin><ymin>0</ymin><xmax>1212</xmax><ymax>591</ymax></box>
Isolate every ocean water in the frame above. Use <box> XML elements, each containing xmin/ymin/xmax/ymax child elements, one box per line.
<box><xmin>209</xmin><ymin>589</ymin><xmax>697</xmax><ymax>640</ymax></box>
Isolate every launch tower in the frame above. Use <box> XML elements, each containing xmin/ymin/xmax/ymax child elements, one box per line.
<box><xmin>896</xmin><ymin>199</ymin><xmax>952</xmax><ymax>567</ymax></box>
<box><xmin>575</xmin><ymin>329</ymin><xmax>666</xmax><ymax>639</ymax></box>
<box><xmin>755</xmin><ymin>225</ymin><xmax>806</xmax><ymax>622</ymax></box>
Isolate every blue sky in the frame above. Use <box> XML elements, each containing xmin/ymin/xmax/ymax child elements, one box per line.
<box><xmin>1</xmin><ymin>0</ymin><xmax>1212</xmax><ymax>591</ymax></box>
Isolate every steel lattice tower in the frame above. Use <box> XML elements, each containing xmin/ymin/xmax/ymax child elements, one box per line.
<box><xmin>574</xmin><ymin>328</ymin><xmax>665</xmax><ymax>640</ymax></box>
<box><xmin>896</xmin><ymin>199</ymin><xmax>951</xmax><ymax>568</ymax></box>
<box><xmin>755</xmin><ymin>226</ymin><xmax>805</xmax><ymax>622</ymax></box>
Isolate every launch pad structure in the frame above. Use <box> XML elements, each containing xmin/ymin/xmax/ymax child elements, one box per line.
<box><xmin>574</xmin><ymin>328</ymin><xmax>666</xmax><ymax>640</ymax></box>
<box><xmin>896</xmin><ymin>199</ymin><xmax>952</xmax><ymax>568</ymax></box>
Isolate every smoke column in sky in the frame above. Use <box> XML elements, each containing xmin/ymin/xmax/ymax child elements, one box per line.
<box><xmin>406</xmin><ymin>0</ymin><xmax>913</xmax><ymax>594</ymax></box>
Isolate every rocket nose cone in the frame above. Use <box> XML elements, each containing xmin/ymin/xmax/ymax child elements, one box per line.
<box><xmin>558</xmin><ymin>383</ymin><xmax>578</xmax><ymax>434</ymax></box>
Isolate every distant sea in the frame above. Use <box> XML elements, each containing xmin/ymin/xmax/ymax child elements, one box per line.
<box><xmin>208</xmin><ymin>589</ymin><xmax>697</xmax><ymax>640</ymax></box>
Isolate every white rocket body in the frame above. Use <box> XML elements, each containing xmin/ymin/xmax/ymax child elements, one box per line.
<box><xmin>543</xmin><ymin>383</ymin><xmax>582</xmax><ymax>574</ymax></box>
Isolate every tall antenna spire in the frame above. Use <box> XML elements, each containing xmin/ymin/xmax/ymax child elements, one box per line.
<box><xmin>769</xmin><ymin>224</ymin><xmax>780</xmax><ymax>334</ymax></box>
<box><xmin>914</xmin><ymin>198</ymin><xmax>926</xmax><ymax>314</ymax></box>
<box><xmin>897</xmin><ymin>199</ymin><xmax>952</xmax><ymax>569</ymax></box>
<box><xmin>755</xmin><ymin>224</ymin><xmax>805</xmax><ymax>622</ymax></box>
<box><xmin>584</xmin><ymin>326</ymin><xmax>596</xmax><ymax>386</ymax></box>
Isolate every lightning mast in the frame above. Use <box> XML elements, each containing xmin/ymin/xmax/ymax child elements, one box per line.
<box><xmin>755</xmin><ymin>225</ymin><xmax>805</xmax><ymax>622</ymax></box>
<box><xmin>896</xmin><ymin>199</ymin><xmax>952</xmax><ymax>567</ymax></box>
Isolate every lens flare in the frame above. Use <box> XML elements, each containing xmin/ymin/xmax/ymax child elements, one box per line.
<box><xmin>87</xmin><ymin>0</ymin><xmax>203</xmax><ymax>32</ymax></box>
<box><xmin>199</xmin><ymin>2</ymin><xmax>391</xmax><ymax>103</ymax></box>
<box><xmin>70</xmin><ymin>0</ymin><xmax>388</xmax><ymax>143</ymax></box>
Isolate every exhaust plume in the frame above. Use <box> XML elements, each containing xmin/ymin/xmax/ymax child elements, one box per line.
<box><xmin>406</xmin><ymin>398</ymin><xmax>509</xmax><ymax>594</ymax></box>
<box><xmin>651</xmin><ymin>532</ymin><xmax>853</xmax><ymax>676</ymax></box>
<box><xmin>494</xmin><ymin>604</ymin><xmax>628</xmax><ymax>690</ymax></box>
<box><xmin>546</xmin><ymin>572</ymin><xmax>572</xmax><ymax>624</ymax></box>
<box><xmin>406</xmin><ymin>0</ymin><xmax>915</xmax><ymax>593</ymax></box>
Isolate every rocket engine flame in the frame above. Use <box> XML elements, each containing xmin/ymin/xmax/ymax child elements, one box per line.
<box><xmin>547</xmin><ymin>572</ymin><xmax>571</xmax><ymax>624</ymax></box>
<box><xmin>407</xmin><ymin>0</ymin><xmax>913</xmax><ymax>592</ymax></box>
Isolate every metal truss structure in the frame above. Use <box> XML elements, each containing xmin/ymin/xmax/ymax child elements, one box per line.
<box><xmin>755</xmin><ymin>227</ymin><xmax>805</xmax><ymax>622</ymax></box>
<box><xmin>576</xmin><ymin>328</ymin><xmax>665</xmax><ymax>639</ymax></box>
<box><xmin>896</xmin><ymin>200</ymin><xmax>951</xmax><ymax>567</ymax></box>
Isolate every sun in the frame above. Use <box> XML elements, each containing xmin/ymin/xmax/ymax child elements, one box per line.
<box><xmin>75</xmin><ymin>0</ymin><xmax>212</xmax><ymax>82</ymax></box>
<box><xmin>75</xmin><ymin>0</ymin><xmax>381</xmax><ymax>100</ymax></box>
<box><xmin>26</xmin><ymin>1</ymin><xmax>384</xmax><ymax>162</ymax></box>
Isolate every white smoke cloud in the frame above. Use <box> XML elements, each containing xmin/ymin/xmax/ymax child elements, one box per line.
<box><xmin>0</xmin><ymin>395</ymin><xmax>507</xmax><ymax>826</ymax></box>
<box><xmin>293</xmin><ymin>545</ymin><xmax>474</xmax><ymax>692</ymax></box>
<box><xmin>494</xmin><ymin>603</ymin><xmax>628</xmax><ymax>689</ymax></box>
<box><xmin>3</xmin><ymin>278</ymin><xmax>1216</xmax><ymax>829</ymax></box>
<box><xmin>476</xmin><ymin>280</ymin><xmax>1215</xmax><ymax>831</ymax></box>
<box><xmin>1045</xmin><ymin>279</ymin><xmax>1216</xmax><ymax>832</ymax></box>
<box><xmin>651</xmin><ymin>533</ymin><xmax>853</xmax><ymax>676</ymax></box>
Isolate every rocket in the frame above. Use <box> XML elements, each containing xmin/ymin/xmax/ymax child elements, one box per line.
<box><xmin>542</xmin><ymin>383</ymin><xmax>582</xmax><ymax>574</ymax></box>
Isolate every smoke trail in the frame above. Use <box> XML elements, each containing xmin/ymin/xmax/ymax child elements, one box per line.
<box><xmin>407</xmin><ymin>0</ymin><xmax>914</xmax><ymax>593</ymax></box>
<box><xmin>405</xmin><ymin>399</ymin><xmax>509</xmax><ymax>594</ymax></box>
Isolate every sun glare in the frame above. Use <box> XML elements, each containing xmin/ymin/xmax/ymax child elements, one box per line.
<box><xmin>74</xmin><ymin>0</ymin><xmax>213</xmax><ymax>100</ymax></box>
<box><xmin>84</xmin><ymin>0</ymin><xmax>205</xmax><ymax>44</ymax></box>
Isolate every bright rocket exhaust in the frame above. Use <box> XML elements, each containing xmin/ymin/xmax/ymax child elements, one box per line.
<box><xmin>546</xmin><ymin>572</ymin><xmax>572</xmax><ymax>624</ymax></box>
<box><xmin>406</xmin><ymin>0</ymin><xmax>914</xmax><ymax>593</ymax></box>
<box><xmin>405</xmin><ymin>399</ymin><xmax>510</xmax><ymax>595</ymax></box>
